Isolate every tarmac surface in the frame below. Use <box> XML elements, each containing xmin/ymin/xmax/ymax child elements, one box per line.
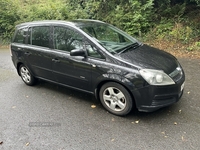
<box><xmin>0</xmin><ymin>48</ymin><xmax>200</xmax><ymax>150</ymax></box>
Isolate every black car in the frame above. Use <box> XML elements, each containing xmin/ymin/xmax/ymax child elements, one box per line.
<box><xmin>10</xmin><ymin>19</ymin><xmax>185</xmax><ymax>116</ymax></box>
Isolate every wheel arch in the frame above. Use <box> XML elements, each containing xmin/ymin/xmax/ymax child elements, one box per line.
<box><xmin>17</xmin><ymin>62</ymin><xmax>23</xmax><ymax>76</ymax></box>
<box><xmin>95</xmin><ymin>79</ymin><xmax>136</xmax><ymax>108</ymax></box>
<box><xmin>17</xmin><ymin>62</ymin><xmax>35</xmax><ymax>78</ymax></box>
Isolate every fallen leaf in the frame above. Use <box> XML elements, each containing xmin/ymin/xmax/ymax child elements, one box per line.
<box><xmin>182</xmin><ymin>136</ymin><xmax>184</xmax><ymax>141</ymax></box>
<box><xmin>174</xmin><ymin>122</ymin><xmax>178</xmax><ymax>125</ymax></box>
<box><xmin>25</xmin><ymin>142</ymin><xmax>30</xmax><ymax>146</ymax></box>
<box><xmin>161</xmin><ymin>131</ymin><xmax>165</xmax><ymax>135</ymax></box>
<box><xmin>0</xmin><ymin>141</ymin><xmax>3</xmax><ymax>145</ymax></box>
<box><xmin>91</xmin><ymin>105</ymin><xmax>96</xmax><ymax>108</ymax></box>
<box><xmin>135</xmin><ymin>120</ymin><xmax>139</xmax><ymax>124</ymax></box>
<box><xmin>161</xmin><ymin>131</ymin><xmax>168</xmax><ymax>138</ymax></box>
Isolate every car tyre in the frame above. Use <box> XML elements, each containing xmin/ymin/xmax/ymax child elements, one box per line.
<box><xmin>19</xmin><ymin>64</ymin><xmax>36</xmax><ymax>86</ymax></box>
<box><xmin>99</xmin><ymin>82</ymin><xmax>133</xmax><ymax>116</ymax></box>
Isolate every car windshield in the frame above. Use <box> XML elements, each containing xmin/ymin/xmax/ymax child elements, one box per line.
<box><xmin>80</xmin><ymin>23</ymin><xmax>139</xmax><ymax>54</ymax></box>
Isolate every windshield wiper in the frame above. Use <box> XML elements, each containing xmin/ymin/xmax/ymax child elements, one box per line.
<box><xmin>118</xmin><ymin>42</ymin><xmax>140</xmax><ymax>54</ymax></box>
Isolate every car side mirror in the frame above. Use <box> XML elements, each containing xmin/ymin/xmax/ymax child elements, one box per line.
<box><xmin>70</xmin><ymin>49</ymin><xmax>86</xmax><ymax>57</ymax></box>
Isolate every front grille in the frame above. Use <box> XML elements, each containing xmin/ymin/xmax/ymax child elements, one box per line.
<box><xmin>169</xmin><ymin>66</ymin><xmax>183</xmax><ymax>82</ymax></box>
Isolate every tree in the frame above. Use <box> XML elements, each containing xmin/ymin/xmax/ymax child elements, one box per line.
<box><xmin>0</xmin><ymin>0</ymin><xmax>19</xmax><ymax>41</ymax></box>
<box><xmin>0</xmin><ymin>0</ymin><xmax>199</xmax><ymax>43</ymax></box>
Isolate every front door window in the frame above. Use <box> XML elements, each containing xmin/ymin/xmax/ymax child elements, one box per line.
<box><xmin>54</xmin><ymin>26</ymin><xmax>84</xmax><ymax>52</ymax></box>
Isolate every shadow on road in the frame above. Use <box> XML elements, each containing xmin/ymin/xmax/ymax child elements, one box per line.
<box><xmin>33</xmin><ymin>79</ymin><xmax>182</xmax><ymax>120</ymax></box>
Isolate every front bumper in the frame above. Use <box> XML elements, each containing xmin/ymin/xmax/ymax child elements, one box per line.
<box><xmin>133</xmin><ymin>79</ymin><xmax>185</xmax><ymax>112</ymax></box>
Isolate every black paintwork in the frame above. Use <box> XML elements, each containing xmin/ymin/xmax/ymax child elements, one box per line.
<box><xmin>117</xmin><ymin>44</ymin><xmax>178</xmax><ymax>74</ymax></box>
<box><xmin>10</xmin><ymin>20</ymin><xmax>185</xmax><ymax>113</ymax></box>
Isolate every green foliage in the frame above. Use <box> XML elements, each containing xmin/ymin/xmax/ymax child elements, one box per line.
<box><xmin>0</xmin><ymin>0</ymin><xmax>19</xmax><ymax>41</ymax></box>
<box><xmin>170</xmin><ymin>24</ymin><xmax>193</xmax><ymax>42</ymax></box>
<box><xmin>146</xmin><ymin>18</ymin><xmax>197</xmax><ymax>44</ymax></box>
<box><xmin>14</xmin><ymin>0</ymin><xmax>68</xmax><ymax>23</ymax></box>
<box><xmin>146</xmin><ymin>1</ymin><xmax>199</xmax><ymax>46</ymax></box>
<box><xmin>144</xmin><ymin>18</ymin><xmax>173</xmax><ymax>41</ymax></box>
<box><xmin>0</xmin><ymin>0</ymin><xmax>200</xmax><ymax>47</ymax></box>
<box><xmin>98</xmin><ymin>0</ymin><xmax>154</xmax><ymax>36</ymax></box>
<box><xmin>190</xmin><ymin>0</ymin><xmax>200</xmax><ymax>5</ymax></box>
<box><xmin>195</xmin><ymin>42</ymin><xmax>200</xmax><ymax>47</ymax></box>
<box><xmin>186</xmin><ymin>42</ymin><xmax>200</xmax><ymax>51</ymax></box>
<box><xmin>85</xmin><ymin>0</ymin><xmax>153</xmax><ymax>35</ymax></box>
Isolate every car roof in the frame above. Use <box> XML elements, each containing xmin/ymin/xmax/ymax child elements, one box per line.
<box><xmin>16</xmin><ymin>19</ymin><xmax>106</xmax><ymax>29</ymax></box>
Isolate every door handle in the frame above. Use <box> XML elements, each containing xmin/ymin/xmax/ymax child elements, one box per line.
<box><xmin>25</xmin><ymin>52</ymin><xmax>31</xmax><ymax>56</ymax></box>
<box><xmin>52</xmin><ymin>58</ymin><xmax>60</xmax><ymax>63</ymax></box>
<box><xmin>91</xmin><ymin>64</ymin><xmax>96</xmax><ymax>68</ymax></box>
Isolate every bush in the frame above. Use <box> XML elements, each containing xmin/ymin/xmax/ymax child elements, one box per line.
<box><xmin>0</xmin><ymin>0</ymin><xmax>19</xmax><ymax>42</ymax></box>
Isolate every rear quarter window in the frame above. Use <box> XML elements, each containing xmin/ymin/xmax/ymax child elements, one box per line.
<box><xmin>13</xmin><ymin>28</ymin><xmax>28</xmax><ymax>44</ymax></box>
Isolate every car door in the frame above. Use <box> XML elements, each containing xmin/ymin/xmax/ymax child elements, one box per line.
<box><xmin>23</xmin><ymin>25</ymin><xmax>54</xmax><ymax>80</ymax></box>
<box><xmin>51</xmin><ymin>26</ymin><xmax>93</xmax><ymax>92</ymax></box>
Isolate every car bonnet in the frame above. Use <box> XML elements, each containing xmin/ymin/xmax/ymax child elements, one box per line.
<box><xmin>116</xmin><ymin>44</ymin><xmax>178</xmax><ymax>74</ymax></box>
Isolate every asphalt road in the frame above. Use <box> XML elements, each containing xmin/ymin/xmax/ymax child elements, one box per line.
<box><xmin>0</xmin><ymin>48</ymin><xmax>200</xmax><ymax>150</ymax></box>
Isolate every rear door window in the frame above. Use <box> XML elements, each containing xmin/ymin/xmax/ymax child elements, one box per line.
<box><xmin>28</xmin><ymin>26</ymin><xmax>50</xmax><ymax>48</ymax></box>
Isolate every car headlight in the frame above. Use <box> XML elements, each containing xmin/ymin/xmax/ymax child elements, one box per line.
<box><xmin>139</xmin><ymin>69</ymin><xmax>175</xmax><ymax>85</ymax></box>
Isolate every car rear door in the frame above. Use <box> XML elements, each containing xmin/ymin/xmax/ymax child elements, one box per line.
<box><xmin>23</xmin><ymin>25</ymin><xmax>54</xmax><ymax>80</ymax></box>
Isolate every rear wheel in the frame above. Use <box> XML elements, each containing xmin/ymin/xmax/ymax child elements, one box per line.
<box><xmin>19</xmin><ymin>64</ymin><xmax>36</xmax><ymax>86</ymax></box>
<box><xmin>99</xmin><ymin>82</ymin><xmax>133</xmax><ymax>116</ymax></box>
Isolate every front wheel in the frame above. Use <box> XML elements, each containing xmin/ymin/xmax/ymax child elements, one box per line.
<box><xmin>19</xmin><ymin>64</ymin><xmax>36</xmax><ymax>86</ymax></box>
<box><xmin>99</xmin><ymin>82</ymin><xmax>133</xmax><ymax>116</ymax></box>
